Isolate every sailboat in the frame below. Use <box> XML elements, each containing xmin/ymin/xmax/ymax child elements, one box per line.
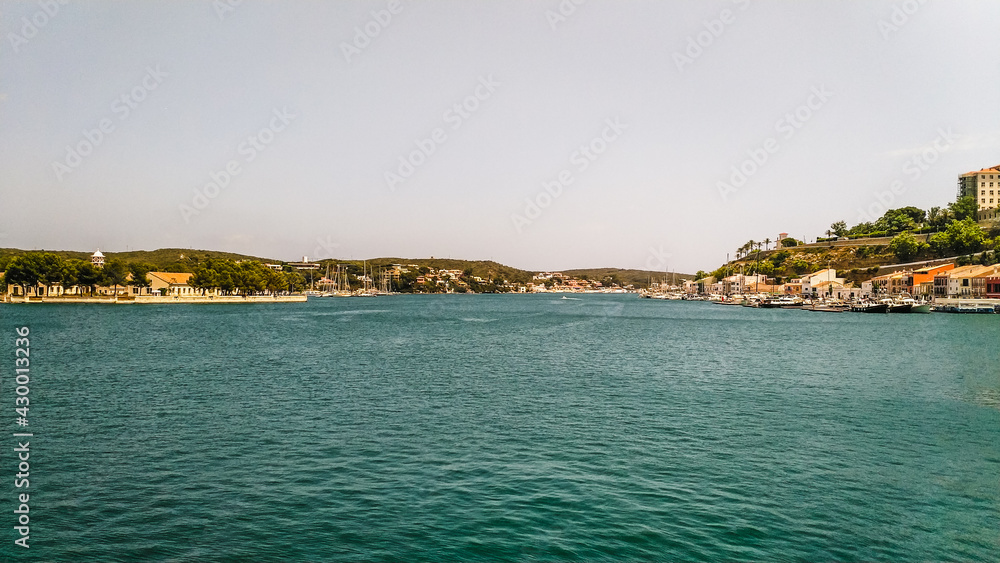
<box><xmin>356</xmin><ymin>261</ymin><xmax>378</xmax><ymax>297</ymax></box>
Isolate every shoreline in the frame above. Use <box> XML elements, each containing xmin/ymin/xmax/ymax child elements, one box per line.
<box><xmin>1</xmin><ymin>295</ymin><xmax>308</xmax><ymax>305</ymax></box>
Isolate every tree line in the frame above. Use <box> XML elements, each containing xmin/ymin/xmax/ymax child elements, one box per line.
<box><xmin>825</xmin><ymin>196</ymin><xmax>978</xmax><ymax>240</ymax></box>
<box><xmin>1</xmin><ymin>252</ymin><xmax>150</xmax><ymax>296</ymax></box>
<box><xmin>1</xmin><ymin>253</ymin><xmax>308</xmax><ymax>297</ymax></box>
<box><xmin>189</xmin><ymin>259</ymin><xmax>305</xmax><ymax>295</ymax></box>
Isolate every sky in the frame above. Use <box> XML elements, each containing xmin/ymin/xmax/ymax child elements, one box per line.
<box><xmin>1</xmin><ymin>0</ymin><xmax>998</xmax><ymax>274</ymax></box>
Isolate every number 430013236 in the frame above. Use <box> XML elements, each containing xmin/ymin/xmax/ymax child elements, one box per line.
<box><xmin>15</xmin><ymin>327</ymin><xmax>30</xmax><ymax>419</ymax></box>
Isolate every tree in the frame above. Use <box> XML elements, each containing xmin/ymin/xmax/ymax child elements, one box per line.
<box><xmin>848</xmin><ymin>221</ymin><xmax>875</xmax><ymax>236</ymax></box>
<box><xmin>780</xmin><ymin>237</ymin><xmax>798</xmax><ymax>247</ymax></box>
<box><xmin>946</xmin><ymin>217</ymin><xmax>985</xmax><ymax>255</ymax></box>
<box><xmin>874</xmin><ymin>207</ymin><xmax>923</xmax><ymax>234</ymax></box>
<box><xmin>104</xmin><ymin>259</ymin><xmax>129</xmax><ymax>295</ymax></box>
<box><xmin>830</xmin><ymin>221</ymin><xmax>848</xmax><ymax>237</ymax></box>
<box><xmin>927</xmin><ymin>206</ymin><xmax>952</xmax><ymax>229</ymax></box>
<box><xmin>128</xmin><ymin>263</ymin><xmax>153</xmax><ymax>294</ymax></box>
<box><xmin>763</xmin><ymin>238</ymin><xmax>772</xmax><ymax>251</ymax></box>
<box><xmin>949</xmin><ymin>196</ymin><xmax>978</xmax><ymax>222</ymax></box>
<box><xmin>694</xmin><ymin>270</ymin><xmax>709</xmax><ymax>280</ymax></box>
<box><xmin>791</xmin><ymin>259</ymin><xmax>810</xmax><ymax>274</ymax></box>
<box><xmin>265</xmin><ymin>270</ymin><xmax>286</xmax><ymax>294</ymax></box>
<box><xmin>284</xmin><ymin>272</ymin><xmax>306</xmax><ymax>293</ymax></box>
<box><xmin>769</xmin><ymin>250</ymin><xmax>790</xmax><ymax>267</ymax></box>
<box><xmin>4</xmin><ymin>254</ymin><xmax>43</xmax><ymax>296</ymax></box>
<box><xmin>76</xmin><ymin>263</ymin><xmax>105</xmax><ymax>296</ymax></box>
<box><xmin>888</xmin><ymin>233</ymin><xmax>924</xmax><ymax>262</ymax></box>
<box><xmin>189</xmin><ymin>267</ymin><xmax>217</xmax><ymax>295</ymax></box>
<box><xmin>36</xmin><ymin>253</ymin><xmax>67</xmax><ymax>296</ymax></box>
<box><xmin>928</xmin><ymin>231</ymin><xmax>951</xmax><ymax>257</ymax></box>
<box><xmin>61</xmin><ymin>260</ymin><xmax>84</xmax><ymax>293</ymax></box>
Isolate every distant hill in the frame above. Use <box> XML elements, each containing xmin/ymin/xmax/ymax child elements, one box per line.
<box><xmin>0</xmin><ymin>248</ymin><xmax>693</xmax><ymax>288</ymax></box>
<box><xmin>327</xmin><ymin>259</ymin><xmax>693</xmax><ymax>287</ymax></box>
<box><xmin>561</xmin><ymin>268</ymin><xmax>694</xmax><ymax>288</ymax></box>
<box><xmin>321</xmin><ymin>257</ymin><xmax>532</xmax><ymax>284</ymax></box>
<box><xmin>0</xmin><ymin>248</ymin><xmax>278</xmax><ymax>273</ymax></box>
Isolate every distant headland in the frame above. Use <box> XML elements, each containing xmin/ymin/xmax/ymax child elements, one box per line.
<box><xmin>0</xmin><ymin>247</ymin><xmax>692</xmax><ymax>301</ymax></box>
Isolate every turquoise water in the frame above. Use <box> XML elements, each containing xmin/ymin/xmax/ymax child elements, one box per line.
<box><xmin>2</xmin><ymin>295</ymin><xmax>999</xmax><ymax>561</ymax></box>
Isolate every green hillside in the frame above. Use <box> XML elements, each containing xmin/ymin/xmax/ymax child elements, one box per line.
<box><xmin>0</xmin><ymin>249</ymin><xmax>693</xmax><ymax>289</ymax></box>
<box><xmin>561</xmin><ymin>268</ymin><xmax>693</xmax><ymax>288</ymax></box>
<box><xmin>0</xmin><ymin>248</ymin><xmax>278</xmax><ymax>273</ymax></box>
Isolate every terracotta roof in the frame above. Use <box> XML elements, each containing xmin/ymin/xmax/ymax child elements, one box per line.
<box><xmin>961</xmin><ymin>166</ymin><xmax>1000</xmax><ymax>176</ymax></box>
<box><xmin>148</xmin><ymin>272</ymin><xmax>193</xmax><ymax>285</ymax></box>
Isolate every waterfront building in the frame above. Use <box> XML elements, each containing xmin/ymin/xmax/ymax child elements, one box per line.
<box><xmin>986</xmin><ymin>274</ymin><xmax>1000</xmax><ymax>299</ymax></box>
<box><xmin>958</xmin><ymin>164</ymin><xmax>1000</xmax><ymax>220</ymax></box>
<box><xmin>148</xmin><ymin>272</ymin><xmax>196</xmax><ymax>296</ymax></box>
<box><xmin>720</xmin><ymin>273</ymin><xmax>768</xmax><ymax>294</ymax></box>
<box><xmin>972</xmin><ymin>265</ymin><xmax>1000</xmax><ymax>298</ymax></box>
<box><xmin>944</xmin><ymin>265</ymin><xmax>992</xmax><ymax>298</ymax></box>
<box><xmin>683</xmin><ymin>280</ymin><xmax>699</xmax><ymax>294</ymax></box>
<box><xmin>831</xmin><ymin>283</ymin><xmax>865</xmax><ymax>301</ymax></box>
<box><xmin>909</xmin><ymin>264</ymin><xmax>955</xmax><ymax>297</ymax></box>
<box><xmin>800</xmin><ymin>269</ymin><xmax>844</xmax><ymax>296</ymax></box>
<box><xmin>782</xmin><ymin>280</ymin><xmax>803</xmax><ymax>296</ymax></box>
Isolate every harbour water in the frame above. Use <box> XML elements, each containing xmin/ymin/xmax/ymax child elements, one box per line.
<box><xmin>2</xmin><ymin>294</ymin><xmax>998</xmax><ymax>561</ymax></box>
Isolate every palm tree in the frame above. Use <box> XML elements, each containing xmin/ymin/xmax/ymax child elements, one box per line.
<box><xmin>763</xmin><ymin>238</ymin><xmax>771</xmax><ymax>251</ymax></box>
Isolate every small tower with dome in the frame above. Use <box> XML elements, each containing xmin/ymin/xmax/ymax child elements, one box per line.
<box><xmin>91</xmin><ymin>249</ymin><xmax>105</xmax><ymax>269</ymax></box>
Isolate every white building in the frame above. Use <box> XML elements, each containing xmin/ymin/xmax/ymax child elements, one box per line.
<box><xmin>800</xmin><ymin>269</ymin><xmax>844</xmax><ymax>296</ymax></box>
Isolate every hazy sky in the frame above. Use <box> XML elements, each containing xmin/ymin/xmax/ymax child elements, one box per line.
<box><xmin>1</xmin><ymin>0</ymin><xmax>998</xmax><ymax>273</ymax></box>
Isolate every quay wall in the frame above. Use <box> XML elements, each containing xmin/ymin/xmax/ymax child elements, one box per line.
<box><xmin>1</xmin><ymin>295</ymin><xmax>308</xmax><ymax>304</ymax></box>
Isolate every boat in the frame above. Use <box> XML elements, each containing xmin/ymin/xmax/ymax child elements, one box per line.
<box><xmin>851</xmin><ymin>301</ymin><xmax>888</xmax><ymax>313</ymax></box>
<box><xmin>881</xmin><ymin>298</ymin><xmax>912</xmax><ymax>314</ymax></box>
<box><xmin>805</xmin><ymin>304</ymin><xmax>849</xmax><ymax>312</ymax></box>
<box><xmin>760</xmin><ymin>296</ymin><xmax>802</xmax><ymax>308</ymax></box>
<box><xmin>715</xmin><ymin>294</ymin><xmax>745</xmax><ymax>305</ymax></box>
<box><xmin>898</xmin><ymin>297</ymin><xmax>930</xmax><ymax>314</ymax></box>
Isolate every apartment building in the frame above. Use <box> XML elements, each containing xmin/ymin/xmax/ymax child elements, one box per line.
<box><xmin>958</xmin><ymin>164</ymin><xmax>1000</xmax><ymax>219</ymax></box>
